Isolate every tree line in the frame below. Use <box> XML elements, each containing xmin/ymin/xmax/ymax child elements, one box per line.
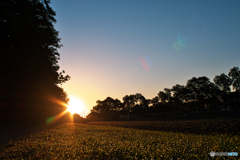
<box><xmin>87</xmin><ymin>67</ymin><xmax>240</xmax><ymax>120</ymax></box>
<box><xmin>1</xmin><ymin>0</ymin><xmax>70</xmax><ymax>125</ymax></box>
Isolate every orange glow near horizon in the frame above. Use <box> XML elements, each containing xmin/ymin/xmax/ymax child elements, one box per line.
<box><xmin>41</xmin><ymin>93</ymin><xmax>76</xmax><ymax>124</ymax></box>
<box><xmin>67</xmin><ymin>95</ymin><xmax>86</xmax><ymax>117</ymax></box>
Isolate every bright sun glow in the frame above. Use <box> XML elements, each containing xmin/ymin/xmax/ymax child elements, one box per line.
<box><xmin>67</xmin><ymin>95</ymin><xmax>86</xmax><ymax>115</ymax></box>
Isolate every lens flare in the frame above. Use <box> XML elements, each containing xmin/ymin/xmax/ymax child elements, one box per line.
<box><xmin>145</xmin><ymin>55</ymin><xmax>153</xmax><ymax>67</ymax></box>
<box><xmin>139</xmin><ymin>56</ymin><xmax>152</xmax><ymax>72</ymax></box>
<box><xmin>173</xmin><ymin>41</ymin><xmax>182</xmax><ymax>50</ymax></box>
<box><xmin>45</xmin><ymin>110</ymin><xmax>71</xmax><ymax>125</ymax></box>
<box><xmin>45</xmin><ymin>116</ymin><xmax>55</xmax><ymax>124</ymax></box>
<box><xmin>173</xmin><ymin>34</ymin><xmax>188</xmax><ymax>50</ymax></box>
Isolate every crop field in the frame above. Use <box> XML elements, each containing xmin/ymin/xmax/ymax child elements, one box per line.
<box><xmin>1</xmin><ymin>122</ymin><xmax>239</xmax><ymax>159</ymax></box>
<box><xmin>88</xmin><ymin>118</ymin><xmax>240</xmax><ymax>136</ymax></box>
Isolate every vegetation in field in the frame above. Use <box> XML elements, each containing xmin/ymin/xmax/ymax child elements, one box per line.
<box><xmin>1</xmin><ymin>1</ymin><xmax>240</xmax><ymax>159</ymax></box>
<box><xmin>88</xmin><ymin>119</ymin><xmax>240</xmax><ymax>136</ymax></box>
<box><xmin>1</xmin><ymin>123</ymin><xmax>239</xmax><ymax>159</ymax></box>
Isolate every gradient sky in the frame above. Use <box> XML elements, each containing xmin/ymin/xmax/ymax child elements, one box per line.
<box><xmin>50</xmin><ymin>0</ymin><xmax>240</xmax><ymax>114</ymax></box>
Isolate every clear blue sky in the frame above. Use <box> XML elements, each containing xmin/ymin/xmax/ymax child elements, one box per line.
<box><xmin>50</xmin><ymin>0</ymin><xmax>240</xmax><ymax>113</ymax></box>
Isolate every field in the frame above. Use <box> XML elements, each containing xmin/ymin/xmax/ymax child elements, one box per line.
<box><xmin>88</xmin><ymin>118</ymin><xmax>240</xmax><ymax>136</ymax></box>
<box><xmin>1</xmin><ymin>119</ymin><xmax>239</xmax><ymax>159</ymax></box>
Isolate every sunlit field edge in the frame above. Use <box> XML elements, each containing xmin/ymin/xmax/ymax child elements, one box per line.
<box><xmin>1</xmin><ymin>123</ymin><xmax>239</xmax><ymax>159</ymax></box>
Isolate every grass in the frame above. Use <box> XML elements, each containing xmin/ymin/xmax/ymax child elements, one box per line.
<box><xmin>88</xmin><ymin>118</ymin><xmax>240</xmax><ymax>136</ymax></box>
<box><xmin>1</xmin><ymin>123</ymin><xmax>239</xmax><ymax>159</ymax></box>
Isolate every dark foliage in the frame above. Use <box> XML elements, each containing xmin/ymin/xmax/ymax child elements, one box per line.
<box><xmin>0</xmin><ymin>0</ymin><xmax>70</xmax><ymax>125</ymax></box>
<box><xmin>88</xmin><ymin>67</ymin><xmax>240</xmax><ymax>121</ymax></box>
<box><xmin>88</xmin><ymin>117</ymin><xmax>240</xmax><ymax>136</ymax></box>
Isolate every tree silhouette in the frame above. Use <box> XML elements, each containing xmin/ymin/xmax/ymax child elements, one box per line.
<box><xmin>132</xmin><ymin>93</ymin><xmax>149</xmax><ymax>116</ymax></box>
<box><xmin>158</xmin><ymin>91</ymin><xmax>168</xmax><ymax>103</ymax></box>
<box><xmin>163</xmin><ymin>88</ymin><xmax>172</xmax><ymax>102</ymax></box>
<box><xmin>228</xmin><ymin>67</ymin><xmax>240</xmax><ymax>92</ymax></box>
<box><xmin>91</xmin><ymin>97</ymin><xmax>124</xmax><ymax>120</ymax></box>
<box><xmin>1</xmin><ymin>0</ymin><xmax>70</xmax><ymax>124</ymax></box>
<box><xmin>1</xmin><ymin>0</ymin><xmax>70</xmax><ymax>97</ymax></box>
<box><xmin>122</xmin><ymin>95</ymin><xmax>136</xmax><ymax>113</ymax></box>
<box><xmin>88</xmin><ymin>66</ymin><xmax>240</xmax><ymax>120</ymax></box>
<box><xmin>213</xmin><ymin>73</ymin><xmax>233</xmax><ymax>111</ymax></box>
<box><xmin>213</xmin><ymin>73</ymin><xmax>232</xmax><ymax>93</ymax></box>
<box><xmin>150</xmin><ymin>96</ymin><xmax>159</xmax><ymax>107</ymax></box>
<box><xmin>171</xmin><ymin>84</ymin><xmax>190</xmax><ymax>102</ymax></box>
<box><xmin>186</xmin><ymin>77</ymin><xmax>200</xmax><ymax>101</ymax></box>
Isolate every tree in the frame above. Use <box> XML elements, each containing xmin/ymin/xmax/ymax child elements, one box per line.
<box><xmin>213</xmin><ymin>73</ymin><xmax>233</xmax><ymax>111</ymax></box>
<box><xmin>185</xmin><ymin>76</ymin><xmax>218</xmax><ymax>113</ymax></box>
<box><xmin>213</xmin><ymin>73</ymin><xmax>232</xmax><ymax>93</ymax></box>
<box><xmin>0</xmin><ymin>0</ymin><xmax>70</xmax><ymax>105</ymax></box>
<box><xmin>89</xmin><ymin>66</ymin><xmax>240</xmax><ymax>118</ymax></box>
<box><xmin>113</xmin><ymin>99</ymin><xmax>124</xmax><ymax>112</ymax></box>
<box><xmin>171</xmin><ymin>84</ymin><xmax>186</xmax><ymax>101</ymax></box>
<box><xmin>150</xmin><ymin>96</ymin><xmax>159</xmax><ymax>107</ymax></box>
<box><xmin>0</xmin><ymin>0</ymin><xmax>70</xmax><ymax>125</ymax></box>
<box><xmin>134</xmin><ymin>93</ymin><xmax>149</xmax><ymax>116</ymax></box>
<box><xmin>158</xmin><ymin>91</ymin><xmax>168</xmax><ymax>103</ymax></box>
<box><xmin>92</xmin><ymin>99</ymin><xmax>110</xmax><ymax>113</ymax></box>
<box><xmin>157</xmin><ymin>88</ymin><xmax>173</xmax><ymax>115</ymax></box>
<box><xmin>186</xmin><ymin>77</ymin><xmax>200</xmax><ymax>101</ymax></box>
<box><xmin>122</xmin><ymin>95</ymin><xmax>136</xmax><ymax>113</ymax></box>
<box><xmin>164</xmin><ymin>88</ymin><xmax>172</xmax><ymax>102</ymax></box>
<box><xmin>228</xmin><ymin>67</ymin><xmax>240</xmax><ymax>92</ymax></box>
<box><xmin>171</xmin><ymin>84</ymin><xmax>185</xmax><ymax>113</ymax></box>
<box><xmin>186</xmin><ymin>76</ymin><xmax>215</xmax><ymax>101</ymax></box>
<box><xmin>90</xmin><ymin>97</ymin><xmax>124</xmax><ymax>120</ymax></box>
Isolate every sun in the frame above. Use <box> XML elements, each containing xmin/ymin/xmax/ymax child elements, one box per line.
<box><xmin>67</xmin><ymin>95</ymin><xmax>86</xmax><ymax>115</ymax></box>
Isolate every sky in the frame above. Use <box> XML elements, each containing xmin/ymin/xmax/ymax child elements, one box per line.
<box><xmin>50</xmin><ymin>0</ymin><xmax>240</xmax><ymax>114</ymax></box>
